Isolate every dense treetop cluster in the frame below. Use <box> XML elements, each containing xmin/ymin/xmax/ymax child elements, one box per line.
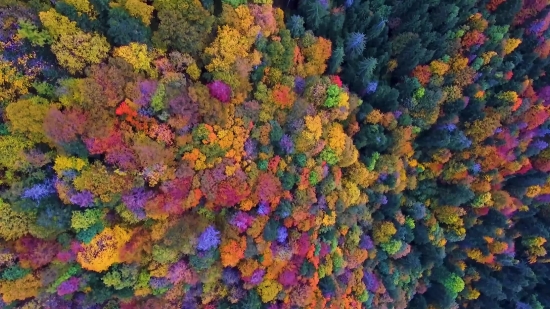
<box><xmin>1</xmin><ymin>0</ymin><xmax>550</xmax><ymax>308</ymax></box>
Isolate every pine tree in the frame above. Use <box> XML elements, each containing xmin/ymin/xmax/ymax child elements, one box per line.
<box><xmin>345</xmin><ymin>32</ymin><xmax>366</xmax><ymax>60</ymax></box>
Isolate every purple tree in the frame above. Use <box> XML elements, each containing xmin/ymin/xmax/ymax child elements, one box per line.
<box><xmin>359</xmin><ymin>235</ymin><xmax>374</xmax><ymax>250</ymax></box>
<box><xmin>230</xmin><ymin>211</ymin><xmax>254</xmax><ymax>233</ymax></box>
<box><xmin>207</xmin><ymin>80</ymin><xmax>232</xmax><ymax>103</ymax></box>
<box><xmin>122</xmin><ymin>188</ymin><xmax>152</xmax><ymax>220</ymax></box>
<box><xmin>197</xmin><ymin>225</ymin><xmax>221</xmax><ymax>251</ymax></box>
<box><xmin>22</xmin><ymin>179</ymin><xmax>56</xmax><ymax>201</ymax></box>
<box><xmin>279</xmin><ymin>134</ymin><xmax>294</xmax><ymax>154</ymax></box>
<box><xmin>70</xmin><ymin>191</ymin><xmax>94</xmax><ymax>208</ymax></box>
<box><xmin>257</xmin><ymin>201</ymin><xmax>271</xmax><ymax>215</ymax></box>
<box><xmin>136</xmin><ymin>80</ymin><xmax>158</xmax><ymax>107</ymax></box>
<box><xmin>363</xmin><ymin>271</ymin><xmax>380</xmax><ymax>292</ymax></box>
<box><xmin>248</xmin><ymin>269</ymin><xmax>265</xmax><ymax>285</ymax></box>
<box><xmin>277</xmin><ymin>226</ymin><xmax>288</xmax><ymax>243</ymax></box>
<box><xmin>244</xmin><ymin>138</ymin><xmax>258</xmax><ymax>159</ymax></box>
<box><xmin>57</xmin><ymin>277</ymin><xmax>80</xmax><ymax>296</ymax></box>
<box><xmin>365</xmin><ymin>81</ymin><xmax>378</xmax><ymax>94</ymax></box>
<box><xmin>222</xmin><ymin>267</ymin><xmax>241</xmax><ymax>285</ymax></box>
<box><xmin>294</xmin><ymin>76</ymin><xmax>306</xmax><ymax>94</ymax></box>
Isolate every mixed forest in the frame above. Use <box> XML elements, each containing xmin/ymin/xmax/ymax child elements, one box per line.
<box><xmin>1</xmin><ymin>0</ymin><xmax>550</xmax><ymax>308</ymax></box>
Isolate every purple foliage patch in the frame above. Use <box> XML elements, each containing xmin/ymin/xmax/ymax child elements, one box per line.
<box><xmin>230</xmin><ymin>211</ymin><xmax>255</xmax><ymax>233</ymax></box>
<box><xmin>122</xmin><ymin>188</ymin><xmax>152</xmax><ymax>220</ymax></box>
<box><xmin>70</xmin><ymin>191</ymin><xmax>94</xmax><ymax>208</ymax></box>
<box><xmin>366</xmin><ymin>81</ymin><xmax>378</xmax><ymax>94</ymax></box>
<box><xmin>208</xmin><ymin>80</ymin><xmax>232</xmax><ymax>103</ymax></box>
<box><xmin>57</xmin><ymin>277</ymin><xmax>80</xmax><ymax>296</ymax></box>
<box><xmin>294</xmin><ymin>77</ymin><xmax>306</xmax><ymax>95</ymax></box>
<box><xmin>280</xmin><ymin>134</ymin><xmax>294</xmax><ymax>154</ymax></box>
<box><xmin>197</xmin><ymin>225</ymin><xmax>221</xmax><ymax>251</ymax></box>
<box><xmin>277</xmin><ymin>226</ymin><xmax>288</xmax><ymax>243</ymax></box>
<box><xmin>22</xmin><ymin>179</ymin><xmax>56</xmax><ymax>201</ymax></box>
<box><xmin>363</xmin><ymin>271</ymin><xmax>380</xmax><ymax>292</ymax></box>
<box><xmin>137</xmin><ymin>80</ymin><xmax>158</xmax><ymax>107</ymax></box>
<box><xmin>257</xmin><ymin>201</ymin><xmax>271</xmax><ymax>215</ymax></box>
<box><xmin>359</xmin><ymin>235</ymin><xmax>374</xmax><ymax>250</ymax></box>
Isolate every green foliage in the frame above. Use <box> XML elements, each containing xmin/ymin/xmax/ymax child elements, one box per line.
<box><xmin>152</xmin><ymin>3</ymin><xmax>214</xmax><ymax>57</ymax></box>
<box><xmin>151</xmin><ymin>83</ymin><xmax>166</xmax><ymax>112</ymax></box>
<box><xmin>300</xmin><ymin>0</ymin><xmax>328</xmax><ymax>32</ymax></box>
<box><xmin>287</xmin><ymin>15</ymin><xmax>305</xmax><ymax>38</ymax></box>
<box><xmin>17</xmin><ymin>19</ymin><xmax>52</xmax><ymax>46</ymax></box>
<box><xmin>442</xmin><ymin>273</ymin><xmax>465</xmax><ymax>297</ymax></box>
<box><xmin>221</xmin><ymin>0</ymin><xmax>246</xmax><ymax>7</ymax></box>
<box><xmin>356</xmin><ymin>57</ymin><xmax>378</xmax><ymax>85</ymax></box>
<box><xmin>1</xmin><ymin>265</ymin><xmax>31</xmax><ymax>281</ymax></box>
<box><xmin>381</xmin><ymin>239</ymin><xmax>402</xmax><ymax>255</ymax></box>
<box><xmin>320</xmin><ymin>147</ymin><xmax>339</xmax><ymax>165</ymax></box>
<box><xmin>102</xmin><ymin>265</ymin><xmax>138</xmax><ymax>290</ymax></box>
<box><xmin>324</xmin><ymin>84</ymin><xmax>341</xmax><ymax>108</ymax></box>
<box><xmin>76</xmin><ymin>222</ymin><xmax>105</xmax><ymax>244</ymax></box>
<box><xmin>71</xmin><ymin>209</ymin><xmax>104</xmax><ymax>232</ymax></box>
<box><xmin>152</xmin><ymin>245</ymin><xmax>180</xmax><ymax>264</ymax></box>
<box><xmin>0</xmin><ymin>199</ymin><xmax>35</xmax><ymax>241</ymax></box>
<box><xmin>47</xmin><ymin>264</ymin><xmax>82</xmax><ymax>293</ymax></box>
<box><xmin>328</xmin><ymin>45</ymin><xmax>344</xmax><ymax>74</ymax></box>
<box><xmin>263</xmin><ymin>218</ymin><xmax>279</xmax><ymax>242</ymax></box>
<box><xmin>107</xmin><ymin>7</ymin><xmax>151</xmax><ymax>46</ymax></box>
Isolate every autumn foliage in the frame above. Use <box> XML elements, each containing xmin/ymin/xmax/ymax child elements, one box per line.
<box><xmin>1</xmin><ymin>0</ymin><xmax>550</xmax><ymax>308</ymax></box>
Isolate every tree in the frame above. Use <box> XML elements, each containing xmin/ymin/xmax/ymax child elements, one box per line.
<box><xmin>287</xmin><ymin>15</ymin><xmax>305</xmax><ymax>38</ymax></box>
<box><xmin>328</xmin><ymin>44</ymin><xmax>345</xmax><ymax>74</ymax></box>
<box><xmin>77</xmin><ymin>226</ymin><xmax>130</xmax><ymax>272</ymax></box>
<box><xmin>113</xmin><ymin>43</ymin><xmax>155</xmax><ymax>76</ymax></box>
<box><xmin>107</xmin><ymin>7</ymin><xmax>151</xmax><ymax>46</ymax></box>
<box><xmin>208</xmin><ymin>80</ymin><xmax>232</xmax><ymax>103</ymax></box>
<box><xmin>5</xmin><ymin>98</ymin><xmax>50</xmax><ymax>144</ymax></box>
<box><xmin>204</xmin><ymin>25</ymin><xmax>254</xmax><ymax>73</ymax></box>
<box><xmin>39</xmin><ymin>9</ymin><xmax>110</xmax><ymax>74</ymax></box>
<box><xmin>152</xmin><ymin>0</ymin><xmax>215</xmax><ymax>58</ymax></box>
<box><xmin>298</xmin><ymin>0</ymin><xmax>329</xmax><ymax>32</ymax></box>
<box><xmin>0</xmin><ymin>59</ymin><xmax>31</xmax><ymax>103</ymax></box>
<box><xmin>0</xmin><ymin>199</ymin><xmax>34</xmax><ymax>241</ymax></box>
<box><xmin>111</xmin><ymin>0</ymin><xmax>154</xmax><ymax>26</ymax></box>
<box><xmin>0</xmin><ymin>274</ymin><xmax>42</xmax><ymax>303</ymax></box>
<box><xmin>345</xmin><ymin>32</ymin><xmax>366</xmax><ymax>60</ymax></box>
<box><xmin>43</xmin><ymin>107</ymin><xmax>87</xmax><ymax>145</ymax></box>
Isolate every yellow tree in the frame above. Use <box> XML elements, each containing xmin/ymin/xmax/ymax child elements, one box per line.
<box><xmin>204</xmin><ymin>25</ymin><xmax>253</xmax><ymax>73</ymax></box>
<box><xmin>373</xmin><ymin>221</ymin><xmax>397</xmax><ymax>244</ymax></box>
<box><xmin>0</xmin><ymin>135</ymin><xmax>33</xmax><ymax>172</ymax></box>
<box><xmin>77</xmin><ymin>226</ymin><xmax>131</xmax><ymax>272</ymax></box>
<box><xmin>295</xmin><ymin>115</ymin><xmax>323</xmax><ymax>153</ymax></box>
<box><xmin>63</xmin><ymin>0</ymin><xmax>95</xmax><ymax>15</ymax></box>
<box><xmin>73</xmin><ymin>162</ymin><xmax>133</xmax><ymax>202</ymax></box>
<box><xmin>39</xmin><ymin>9</ymin><xmax>110</xmax><ymax>74</ymax></box>
<box><xmin>256</xmin><ymin>279</ymin><xmax>282</xmax><ymax>303</ymax></box>
<box><xmin>0</xmin><ymin>199</ymin><xmax>35</xmax><ymax>241</ymax></box>
<box><xmin>326</xmin><ymin>123</ymin><xmax>347</xmax><ymax>157</ymax></box>
<box><xmin>502</xmin><ymin>38</ymin><xmax>521</xmax><ymax>56</ymax></box>
<box><xmin>113</xmin><ymin>43</ymin><xmax>156</xmax><ymax>76</ymax></box>
<box><xmin>0</xmin><ymin>60</ymin><xmax>30</xmax><ymax>102</ymax></box>
<box><xmin>5</xmin><ymin>98</ymin><xmax>50</xmax><ymax>144</ymax></box>
<box><xmin>111</xmin><ymin>0</ymin><xmax>154</xmax><ymax>25</ymax></box>
<box><xmin>0</xmin><ymin>274</ymin><xmax>42</xmax><ymax>303</ymax></box>
<box><xmin>465</xmin><ymin>113</ymin><xmax>501</xmax><ymax>144</ymax></box>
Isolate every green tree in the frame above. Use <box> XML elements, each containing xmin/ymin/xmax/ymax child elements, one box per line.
<box><xmin>152</xmin><ymin>0</ymin><xmax>214</xmax><ymax>58</ymax></box>
<box><xmin>107</xmin><ymin>7</ymin><xmax>151</xmax><ymax>46</ymax></box>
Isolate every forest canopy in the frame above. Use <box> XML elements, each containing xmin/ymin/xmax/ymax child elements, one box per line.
<box><xmin>1</xmin><ymin>0</ymin><xmax>550</xmax><ymax>308</ymax></box>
